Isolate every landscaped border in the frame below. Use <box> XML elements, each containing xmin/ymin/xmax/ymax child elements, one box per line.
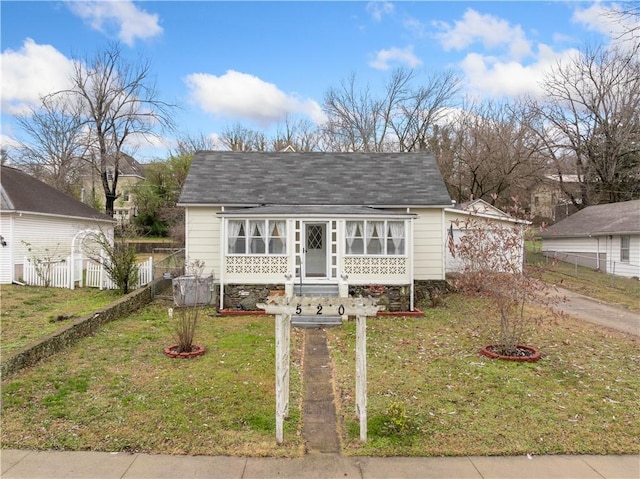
<box><xmin>0</xmin><ymin>278</ymin><xmax>171</xmax><ymax>379</ymax></box>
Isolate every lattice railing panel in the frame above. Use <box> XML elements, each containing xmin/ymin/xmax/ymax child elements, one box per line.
<box><xmin>343</xmin><ymin>256</ymin><xmax>407</xmax><ymax>275</ymax></box>
<box><xmin>226</xmin><ymin>255</ymin><xmax>289</xmax><ymax>275</ymax></box>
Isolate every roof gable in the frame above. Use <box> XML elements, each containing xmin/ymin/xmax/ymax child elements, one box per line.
<box><xmin>541</xmin><ymin>199</ymin><xmax>640</xmax><ymax>237</ymax></box>
<box><xmin>1</xmin><ymin>165</ymin><xmax>114</xmax><ymax>222</ymax></box>
<box><xmin>179</xmin><ymin>152</ymin><xmax>452</xmax><ymax>207</ymax></box>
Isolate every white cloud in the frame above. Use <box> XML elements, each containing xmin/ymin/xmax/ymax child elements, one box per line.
<box><xmin>66</xmin><ymin>0</ymin><xmax>163</xmax><ymax>46</ymax></box>
<box><xmin>0</xmin><ymin>134</ymin><xmax>21</xmax><ymax>151</ymax></box>
<box><xmin>434</xmin><ymin>8</ymin><xmax>532</xmax><ymax>61</ymax></box>
<box><xmin>369</xmin><ymin>46</ymin><xmax>422</xmax><ymax>70</ymax></box>
<box><xmin>183</xmin><ymin>70</ymin><xmax>326</xmax><ymax>127</ymax></box>
<box><xmin>0</xmin><ymin>39</ymin><xmax>76</xmax><ymax>115</ymax></box>
<box><xmin>460</xmin><ymin>44</ymin><xmax>579</xmax><ymax>99</ymax></box>
<box><xmin>366</xmin><ymin>1</ymin><xmax>395</xmax><ymax>22</ymax></box>
<box><xmin>573</xmin><ymin>3</ymin><xmax>640</xmax><ymax>46</ymax></box>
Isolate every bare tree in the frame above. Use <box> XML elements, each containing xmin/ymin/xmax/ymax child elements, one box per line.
<box><xmin>390</xmin><ymin>69</ymin><xmax>461</xmax><ymax>152</ymax></box>
<box><xmin>172</xmin><ymin>132</ymin><xmax>219</xmax><ymax>156</ymax></box>
<box><xmin>219</xmin><ymin>123</ymin><xmax>267</xmax><ymax>151</ymax></box>
<box><xmin>271</xmin><ymin>116</ymin><xmax>320</xmax><ymax>152</ymax></box>
<box><xmin>321</xmin><ymin>72</ymin><xmax>390</xmax><ymax>152</ymax></box>
<box><xmin>320</xmin><ymin>68</ymin><xmax>462</xmax><ymax>153</ymax></box>
<box><xmin>534</xmin><ymin>44</ymin><xmax>640</xmax><ymax>207</ymax></box>
<box><xmin>59</xmin><ymin>43</ymin><xmax>175</xmax><ymax>216</ymax></box>
<box><xmin>14</xmin><ymin>94</ymin><xmax>89</xmax><ymax>198</ymax></box>
<box><xmin>444</xmin><ymin>99</ymin><xmax>547</xmax><ymax>207</ymax></box>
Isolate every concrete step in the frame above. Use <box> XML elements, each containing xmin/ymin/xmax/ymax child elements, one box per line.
<box><xmin>292</xmin><ymin>315</ymin><xmax>342</xmax><ymax>328</ymax></box>
<box><xmin>294</xmin><ymin>283</ymin><xmax>339</xmax><ymax>297</ymax></box>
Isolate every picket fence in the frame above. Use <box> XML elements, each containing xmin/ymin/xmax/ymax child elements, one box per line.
<box><xmin>23</xmin><ymin>256</ymin><xmax>153</xmax><ymax>290</ymax></box>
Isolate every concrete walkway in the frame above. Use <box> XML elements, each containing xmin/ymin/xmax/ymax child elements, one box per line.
<box><xmin>2</xmin><ymin>449</ymin><xmax>639</xmax><ymax>478</ymax></box>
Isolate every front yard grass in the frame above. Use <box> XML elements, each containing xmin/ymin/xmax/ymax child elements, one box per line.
<box><xmin>1</xmin><ymin>285</ymin><xmax>120</xmax><ymax>355</ymax></box>
<box><xmin>2</xmin><ymin>293</ymin><xmax>638</xmax><ymax>457</ymax></box>
<box><xmin>1</xmin><ymin>302</ymin><xmax>304</xmax><ymax>457</ymax></box>
<box><xmin>328</xmin><ymin>295</ymin><xmax>640</xmax><ymax>456</ymax></box>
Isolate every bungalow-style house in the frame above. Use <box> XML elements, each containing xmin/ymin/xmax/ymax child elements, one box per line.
<box><xmin>0</xmin><ymin>165</ymin><xmax>115</xmax><ymax>284</ymax></box>
<box><xmin>178</xmin><ymin>151</ymin><xmax>465</xmax><ymax>313</ymax></box>
<box><xmin>541</xmin><ymin>199</ymin><xmax>640</xmax><ymax>278</ymax></box>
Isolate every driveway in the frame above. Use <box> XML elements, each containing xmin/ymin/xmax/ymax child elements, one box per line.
<box><xmin>550</xmin><ymin>286</ymin><xmax>639</xmax><ymax>337</ymax></box>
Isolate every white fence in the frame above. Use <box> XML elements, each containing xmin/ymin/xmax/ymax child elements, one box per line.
<box><xmin>22</xmin><ymin>257</ymin><xmax>71</xmax><ymax>288</ymax></box>
<box><xmin>23</xmin><ymin>256</ymin><xmax>153</xmax><ymax>290</ymax></box>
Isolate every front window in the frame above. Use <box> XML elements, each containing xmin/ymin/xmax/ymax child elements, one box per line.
<box><xmin>621</xmin><ymin>235</ymin><xmax>630</xmax><ymax>262</ymax></box>
<box><xmin>228</xmin><ymin>219</ymin><xmax>287</xmax><ymax>255</ymax></box>
<box><xmin>346</xmin><ymin>220</ymin><xmax>405</xmax><ymax>256</ymax></box>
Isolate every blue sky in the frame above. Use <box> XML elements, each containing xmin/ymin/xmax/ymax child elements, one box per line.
<box><xmin>1</xmin><ymin>1</ymin><xmax>636</xmax><ymax>161</ymax></box>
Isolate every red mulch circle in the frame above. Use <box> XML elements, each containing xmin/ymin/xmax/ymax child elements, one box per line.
<box><xmin>480</xmin><ymin>344</ymin><xmax>541</xmax><ymax>362</ymax></box>
<box><xmin>163</xmin><ymin>344</ymin><xmax>206</xmax><ymax>359</ymax></box>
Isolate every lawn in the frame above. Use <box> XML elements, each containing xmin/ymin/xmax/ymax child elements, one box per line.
<box><xmin>1</xmin><ymin>285</ymin><xmax>120</xmax><ymax>355</ymax></box>
<box><xmin>2</xmin><ymin>293</ymin><xmax>638</xmax><ymax>457</ymax></box>
<box><xmin>328</xmin><ymin>296</ymin><xmax>640</xmax><ymax>456</ymax></box>
<box><xmin>1</xmin><ymin>301</ymin><xmax>305</xmax><ymax>457</ymax></box>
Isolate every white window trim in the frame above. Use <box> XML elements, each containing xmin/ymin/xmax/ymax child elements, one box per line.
<box><xmin>227</xmin><ymin>219</ymin><xmax>288</xmax><ymax>256</ymax></box>
<box><xmin>345</xmin><ymin>219</ymin><xmax>407</xmax><ymax>257</ymax></box>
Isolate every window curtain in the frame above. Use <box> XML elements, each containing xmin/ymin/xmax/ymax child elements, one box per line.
<box><xmin>249</xmin><ymin>220</ymin><xmax>265</xmax><ymax>254</ymax></box>
<box><xmin>367</xmin><ymin>221</ymin><xmax>384</xmax><ymax>254</ymax></box>
<box><xmin>389</xmin><ymin>221</ymin><xmax>404</xmax><ymax>255</ymax></box>
<box><xmin>228</xmin><ymin>220</ymin><xmax>243</xmax><ymax>253</ymax></box>
<box><xmin>270</xmin><ymin>220</ymin><xmax>286</xmax><ymax>254</ymax></box>
<box><xmin>345</xmin><ymin>221</ymin><xmax>358</xmax><ymax>254</ymax></box>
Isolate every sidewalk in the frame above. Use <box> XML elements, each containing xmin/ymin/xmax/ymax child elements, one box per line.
<box><xmin>2</xmin><ymin>449</ymin><xmax>639</xmax><ymax>478</ymax></box>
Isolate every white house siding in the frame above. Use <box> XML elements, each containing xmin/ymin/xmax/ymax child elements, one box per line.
<box><xmin>542</xmin><ymin>236</ymin><xmax>604</xmax><ymax>271</ymax></box>
<box><xmin>412</xmin><ymin>208</ymin><xmax>445</xmax><ymax>280</ymax></box>
<box><xmin>1</xmin><ymin>213</ymin><xmax>110</xmax><ymax>284</ymax></box>
<box><xmin>184</xmin><ymin>207</ymin><xmax>221</xmax><ymax>278</ymax></box>
<box><xmin>613</xmin><ymin>235</ymin><xmax>640</xmax><ymax>278</ymax></box>
<box><xmin>0</xmin><ymin>215</ymin><xmax>14</xmax><ymax>283</ymax></box>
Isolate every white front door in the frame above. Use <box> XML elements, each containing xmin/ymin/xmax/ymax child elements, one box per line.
<box><xmin>304</xmin><ymin>223</ymin><xmax>327</xmax><ymax>278</ymax></box>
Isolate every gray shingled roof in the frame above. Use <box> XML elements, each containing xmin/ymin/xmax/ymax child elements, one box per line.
<box><xmin>1</xmin><ymin>165</ymin><xmax>114</xmax><ymax>222</ymax></box>
<box><xmin>541</xmin><ymin>199</ymin><xmax>640</xmax><ymax>238</ymax></box>
<box><xmin>178</xmin><ymin>152</ymin><xmax>452</xmax><ymax>207</ymax></box>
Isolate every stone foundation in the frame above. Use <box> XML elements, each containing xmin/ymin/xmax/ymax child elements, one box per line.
<box><xmin>222</xmin><ymin>283</ymin><xmax>285</xmax><ymax>311</ymax></box>
<box><xmin>414</xmin><ymin>279</ymin><xmax>453</xmax><ymax>308</ymax></box>
<box><xmin>221</xmin><ymin>280</ymin><xmax>452</xmax><ymax>312</ymax></box>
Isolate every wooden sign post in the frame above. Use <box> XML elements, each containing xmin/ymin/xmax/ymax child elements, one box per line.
<box><xmin>257</xmin><ymin>296</ymin><xmax>381</xmax><ymax>444</ymax></box>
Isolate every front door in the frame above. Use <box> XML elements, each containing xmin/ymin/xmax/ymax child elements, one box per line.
<box><xmin>304</xmin><ymin>223</ymin><xmax>327</xmax><ymax>278</ymax></box>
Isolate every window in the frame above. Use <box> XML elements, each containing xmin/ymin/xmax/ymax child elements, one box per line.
<box><xmin>621</xmin><ymin>235</ymin><xmax>630</xmax><ymax>262</ymax></box>
<box><xmin>228</xmin><ymin>219</ymin><xmax>286</xmax><ymax>255</ymax></box>
<box><xmin>268</xmin><ymin>221</ymin><xmax>286</xmax><ymax>254</ymax></box>
<box><xmin>346</xmin><ymin>220</ymin><xmax>405</xmax><ymax>256</ymax></box>
<box><xmin>228</xmin><ymin>220</ymin><xmax>246</xmax><ymax>254</ymax></box>
<box><xmin>345</xmin><ymin>221</ymin><xmax>364</xmax><ymax>254</ymax></box>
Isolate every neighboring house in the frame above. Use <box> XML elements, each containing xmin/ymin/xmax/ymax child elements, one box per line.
<box><xmin>178</xmin><ymin>151</ymin><xmax>523</xmax><ymax>313</ymax></box>
<box><xmin>530</xmin><ymin>174</ymin><xmax>581</xmax><ymax>222</ymax></box>
<box><xmin>80</xmin><ymin>153</ymin><xmax>146</xmax><ymax>224</ymax></box>
<box><xmin>0</xmin><ymin>165</ymin><xmax>115</xmax><ymax>284</ymax></box>
<box><xmin>541</xmin><ymin>199</ymin><xmax>640</xmax><ymax>278</ymax></box>
<box><xmin>444</xmin><ymin>199</ymin><xmax>527</xmax><ymax>274</ymax></box>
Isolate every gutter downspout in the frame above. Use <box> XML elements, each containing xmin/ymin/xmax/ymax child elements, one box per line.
<box><xmin>409</xmin><ymin>213</ymin><xmax>415</xmax><ymax>311</ymax></box>
<box><xmin>219</xmin><ymin>212</ymin><xmax>225</xmax><ymax>311</ymax></box>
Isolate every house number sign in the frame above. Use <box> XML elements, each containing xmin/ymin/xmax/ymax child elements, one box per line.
<box><xmin>257</xmin><ymin>295</ymin><xmax>382</xmax><ymax>444</ymax></box>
